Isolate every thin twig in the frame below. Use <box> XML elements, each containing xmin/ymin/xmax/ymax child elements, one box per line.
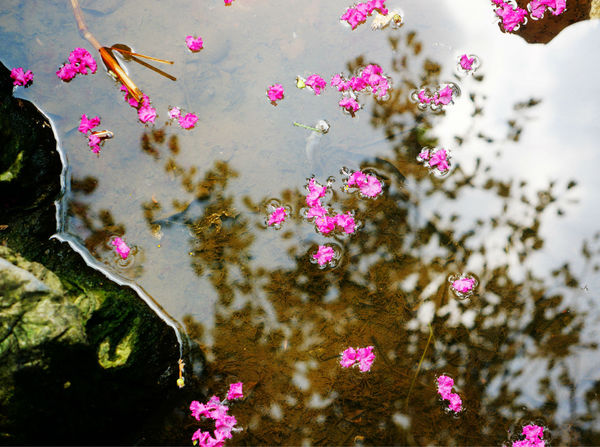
<box><xmin>109</xmin><ymin>47</ymin><xmax>174</xmax><ymax>65</ymax></box>
<box><xmin>70</xmin><ymin>0</ymin><xmax>143</xmax><ymax>103</ymax></box>
<box><xmin>293</xmin><ymin>122</ymin><xmax>323</xmax><ymax>132</ymax></box>
<box><xmin>405</xmin><ymin>323</ymin><xmax>434</xmax><ymax>409</ymax></box>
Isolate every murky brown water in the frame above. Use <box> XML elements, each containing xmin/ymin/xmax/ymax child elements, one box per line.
<box><xmin>2</xmin><ymin>0</ymin><xmax>600</xmax><ymax>444</ymax></box>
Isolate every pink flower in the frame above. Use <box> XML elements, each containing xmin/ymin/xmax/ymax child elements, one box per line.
<box><xmin>437</xmin><ymin>375</ymin><xmax>454</xmax><ymax>398</ymax></box>
<box><xmin>428</xmin><ymin>148</ymin><xmax>450</xmax><ymax>173</ymax></box>
<box><xmin>459</xmin><ymin>54</ymin><xmax>475</xmax><ymax>71</ymax></box>
<box><xmin>179</xmin><ymin>113</ymin><xmax>198</xmax><ymax>129</ymax></box>
<box><xmin>437</xmin><ymin>375</ymin><xmax>463</xmax><ymax>412</ymax></box>
<box><xmin>331</xmin><ymin>74</ymin><xmax>350</xmax><ymax>92</ymax></box>
<box><xmin>10</xmin><ymin>67</ymin><xmax>34</xmax><ymax>86</ymax></box>
<box><xmin>434</xmin><ymin>85</ymin><xmax>454</xmax><ymax>105</ymax></box>
<box><xmin>452</xmin><ymin>276</ymin><xmax>475</xmax><ymax>294</ymax></box>
<box><xmin>348</xmin><ymin>76</ymin><xmax>367</xmax><ymax>91</ymax></box>
<box><xmin>417</xmin><ymin>89</ymin><xmax>432</xmax><ymax>104</ymax></box>
<box><xmin>357</xmin><ymin>346</ymin><xmax>375</xmax><ymax>372</ymax></box>
<box><xmin>341</xmin><ymin>7</ymin><xmax>367</xmax><ymax>29</ymax></box>
<box><xmin>79</xmin><ymin>114</ymin><xmax>101</xmax><ymax>134</ymax></box>
<box><xmin>186</xmin><ymin>36</ymin><xmax>204</xmax><ymax>52</ymax></box>
<box><xmin>359</xmin><ymin>175</ymin><xmax>382</xmax><ymax>198</ymax></box>
<box><xmin>340</xmin><ymin>346</ymin><xmax>375</xmax><ymax>372</ymax></box>
<box><xmin>56</xmin><ymin>64</ymin><xmax>77</xmax><ymax>81</ymax></box>
<box><xmin>111</xmin><ymin>237</ymin><xmax>130</xmax><ymax>259</ymax></box>
<box><xmin>315</xmin><ymin>215</ymin><xmax>336</xmax><ymax>234</ymax></box>
<box><xmin>313</xmin><ymin>245</ymin><xmax>335</xmax><ymax>266</ymax></box>
<box><xmin>305</xmin><ymin>74</ymin><xmax>327</xmax><ymax>95</ymax></box>
<box><xmin>138</xmin><ymin>105</ymin><xmax>157</xmax><ymax>124</ymax></box>
<box><xmin>226</xmin><ymin>382</ymin><xmax>243</xmax><ymax>401</ymax></box>
<box><xmin>528</xmin><ymin>0</ymin><xmax>566</xmax><ymax>18</ymax></box>
<box><xmin>306</xmin><ymin>204</ymin><xmax>327</xmax><ymax>219</ymax></box>
<box><xmin>68</xmin><ymin>47</ymin><xmax>97</xmax><ymax>74</ymax></box>
<box><xmin>268</xmin><ymin>207</ymin><xmax>287</xmax><ymax>225</ymax></box>
<box><xmin>267</xmin><ymin>83</ymin><xmax>284</xmax><ymax>102</ymax></box>
<box><xmin>348</xmin><ymin>171</ymin><xmax>368</xmax><ymax>187</ymax></box>
<box><xmin>334</xmin><ymin>212</ymin><xmax>356</xmax><ymax>234</ymax></box>
<box><xmin>493</xmin><ymin>1</ymin><xmax>528</xmax><ymax>32</ymax></box>
<box><xmin>512</xmin><ymin>424</ymin><xmax>546</xmax><ymax>447</ymax></box>
<box><xmin>340</xmin><ymin>347</ymin><xmax>358</xmax><ymax>368</ymax></box>
<box><xmin>339</xmin><ymin>97</ymin><xmax>360</xmax><ymax>113</ymax></box>
<box><xmin>191</xmin><ymin>429</ymin><xmax>211</xmax><ymax>445</ymax></box>
<box><xmin>87</xmin><ymin>134</ymin><xmax>102</xmax><ymax>154</ymax></box>
<box><xmin>306</xmin><ymin>178</ymin><xmax>327</xmax><ymax>207</ymax></box>
<box><xmin>224</xmin><ymin>0</ymin><xmax>233</xmax><ymax>4</ymax></box>
<box><xmin>168</xmin><ymin>107</ymin><xmax>181</xmax><ymax>119</ymax></box>
<box><xmin>367</xmin><ymin>0</ymin><xmax>388</xmax><ymax>14</ymax></box>
<box><xmin>121</xmin><ymin>85</ymin><xmax>140</xmax><ymax>107</ymax></box>
<box><xmin>417</xmin><ymin>148</ymin><xmax>430</xmax><ymax>161</ymax></box>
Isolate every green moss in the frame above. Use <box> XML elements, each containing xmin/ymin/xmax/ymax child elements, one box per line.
<box><xmin>0</xmin><ymin>150</ymin><xmax>23</xmax><ymax>182</ymax></box>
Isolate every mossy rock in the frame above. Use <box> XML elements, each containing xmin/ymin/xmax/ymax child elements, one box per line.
<box><xmin>0</xmin><ymin>61</ymin><xmax>185</xmax><ymax>444</ymax></box>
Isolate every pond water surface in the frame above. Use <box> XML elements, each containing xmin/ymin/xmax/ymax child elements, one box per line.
<box><xmin>2</xmin><ymin>0</ymin><xmax>600</xmax><ymax>444</ymax></box>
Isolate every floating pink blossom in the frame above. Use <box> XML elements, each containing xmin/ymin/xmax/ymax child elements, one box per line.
<box><xmin>339</xmin><ymin>96</ymin><xmax>360</xmax><ymax>113</ymax></box>
<box><xmin>417</xmin><ymin>148</ymin><xmax>430</xmax><ymax>161</ymax></box>
<box><xmin>313</xmin><ymin>245</ymin><xmax>335</xmax><ymax>266</ymax></box>
<box><xmin>226</xmin><ymin>382</ymin><xmax>243</xmax><ymax>401</ymax></box>
<box><xmin>433</xmin><ymin>85</ymin><xmax>454</xmax><ymax>106</ymax></box>
<box><xmin>512</xmin><ymin>424</ymin><xmax>546</xmax><ymax>447</ymax></box>
<box><xmin>428</xmin><ymin>148</ymin><xmax>450</xmax><ymax>173</ymax></box>
<box><xmin>305</xmin><ymin>74</ymin><xmax>327</xmax><ymax>95</ymax></box>
<box><xmin>334</xmin><ymin>212</ymin><xmax>356</xmax><ymax>234</ymax></box>
<box><xmin>459</xmin><ymin>54</ymin><xmax>476</xmax><ymax>71</ymax></box>
<box><xmin>417</xmin><ymin>89</ymin><xmax>432</xmax><ymax>105</ymax></box>
<box><xmin>224</xmin><ymin>0</ymin><xmax>233</xmax><ymax>4</ymax></box>
<box><xmin>112</xmin><ymin>237</ymin><xmax>130</xmax><ymax>259</ymax></box>
<box><xmin>138</xmin><ymin>105</ymin><xmax>157</xmax><ymax>124</ymax></box>
<box><xmin>450</xmin><ymin>274</ymin><xmax>478</xmax><ymax>298</ymax></box>
<box><xmin>79</xmin><ymin>114</ymin><xmax>101</xmax><ymax>134</ymax></box>
<box><xmin>121</xmin><ymin>85</ymin><xmax>140</xmax><ymax>108</ymax></box>
<box><xmin>10</xmin><ymin>67</ymin><xmax>34</xmax><ymax>86</ymax></box>
<box><xmin>346</xmin><ymin>170</ymin><xmax>383</xmax><ymax>198</ymax></box>
<box><xmin>340</xmin><ymin>0</ymin><xmax>388</xmax><ymax>29</ymax></box>
<box><xmin>436</xmin><ymin>374</ymin><xmax>463</xmax><ymax>413</ymax></box>
<box><xmin>168</xmin><ymin>107</ymin><xmax>181</xmax><ymax>119</ymax></box>
<box><xmin>492</xmin><ymin>0</ymin><xmax>528</xmax><ymax>32</ymax></box>
<box><xmin>340</xmin><ymin>346</ymin><xmax>375</xmax><ymax>372</ymax></box>
<box><xmin>179</xmin><ymin>113</ymin><xmax>198</xmax><ymax>129</ymax></box>
<box><xmin>186</xmin><ymin>35</ymin><xmax>204</xmax><ymax>52</ymax></box>
<box><xmin>87</xmin><ymin>134</ymin><xmax>102</xmax><ymax>154</ymax></box>
<box><xmin>331</xmin><ymin>73</ymin><xmax>351</xmax><ymax>92</ymax></box>
<box><xmin>528</xmin><ymin>0</ymin><xmax>566</xmax><ymax>18</ymax></box>
<box><xmin>306</xmin><ymin>178</ymin><xmax>327</xmax><ymax>207</ymax></box>
<box><xmin>57</xmin><ymin>47</ymin><xmax>97</xmax><ymax>81</ymax></box>
<box><xmin>268</xmin><ymin>207</ymin><xmax>287</xmax><ymax>226</ymax></box>
<box><xmin>315</xmin><ymin>215</ymin><xmax>336</xmax><ymax>234</ymax></box>
<box><xmin>190</xmin><ymin>389</ymin><xmax>243</xmax><ymax>446</ymax></box>
<box><xmin>267</xmin><ymin>83</ymin><xmax>284</xmax><ymax>102</ymax></box>
<box><xmin>306</xmin><ymin>203</ymin><xmax>327</xmax><ymax>219</ymax></box>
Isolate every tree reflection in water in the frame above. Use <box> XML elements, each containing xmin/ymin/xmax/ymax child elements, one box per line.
<box><xmin>130</xmin><ymin>30</ymin><xmax>599</xmax><ymax>446</ymax></box>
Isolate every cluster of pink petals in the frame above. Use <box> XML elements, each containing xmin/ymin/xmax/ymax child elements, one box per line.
<box><xmin>267</xmin><ymin>83</ymin><xmax>284</xmax><ymax>102</ymax></box>
<box><xmin>112</xmin><ymin>237</ymin><xmax>131</xmax><ymax>259</ymax></box>
<box><xmin>459</xmin><ymin>54</ymin><xmax>476</xmax><ymax>72</ymax></box>
<box><xmin>339</xmin><ymin>97</ymin><xmax>360</xmax><ymax>113</ymax></box>
<box><xmin>416</xmin><ymin>84</ymin><xmax>456</xmax><ymax>108</ymax></box>
<box><xmin>305</xmin><ymin>75</ymin><xmax>327</xmax><ymax>95</ymax></box>
<box><xmin>491</xmin><ymin>0</ymin><xmax>528</xmax><ymax>32</ymax></box>
<box><xmin>78</xmin><ymin>114</ymin><xmax>103</xmax><ymax>154</ymax></box>
<box><xmin>417</xmin><ymin>148</ymin><xmax>451</xmax><ymax>174</ymax></box>
<box><xmin>340</xmin><ymin>346</ymin><xmax>376</xmax><ymax>372</ymax></box>
<box><xmin>168</xmin><ymin>107</ymin><xmax>198</xmax><ymax>129</ymax></box>
<box><xmin>305</xmin><ymin>178</ymin><xmax>357</xmax><ymax>234</ymax></box>
<box><xmin>120</xmin><ymin>85</ymin><xmax>157</xmax><ymax>124</ymax></box>
<box><xmin>347</xmin><ymin>170</ymin><xmax>383</xmax><ymax>198</ymax></box>
<box><xmin>512</xmin><ymin>424</ymin><xmax>545</xmax><ymax>447</ymax></box>
<box><xmin>190</xmin><ymin>383</ymin><xmax>243</xmax><ymax>447</ymax></box>
<box><xmin>436</xmin><ymin>375</ymin><xmax>463</xmax><ymax>413</ymax></box>
<box><xmin>313</xmin><ymin>245</ymin><xmax>335</xmax><ymax>266</ymax></box>
<box><xmin>186</xmin><ymin>35</ymin><xmax>204</xmax><ymax>52</ymax></box>
<box><xmin>10</xmin><ymin>67</ymin><xmax>34</xmax><ymax>86</ymax></box>
<box><xmin>224</xmin><ymin>0</ymin><xmax>233</xmax><ymax>4</ymax></box>
<box><xmin>268</xmin><ymin>207</ymin><xmax>287</xmax><ymax>226</ymax></box>
<box><xmin>452</xmin><ymin>276</ymin><xmax>476</xmax><ymax>294</ymax></box>
<box><xmin>528</xmin><ymin>0</ymin><xmax>566</xmax><ymax>18</ymax></box>
<box><xmin>56</xmin><ymin>47</ymin><xmax>97</xmax><ymax>81</ymax></box>
<box><xmin>333</xmin><ymin>64</ymin><xmax>390</xmax><ymax>113</ymax></box>
<box><xmin>340</xmin><ymin>0</ymin><xmax>389</xmax><ymax>29</ymax></box>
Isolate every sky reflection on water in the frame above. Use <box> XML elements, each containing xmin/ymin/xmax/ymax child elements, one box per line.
<box><xmin>2</xmin><ymin>0</ymin><xmax>600</xmax><ymax>444</ymax></box>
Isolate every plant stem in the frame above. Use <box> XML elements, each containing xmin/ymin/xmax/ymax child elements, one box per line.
<box><xmin>405</xmin><ymin>323</ymin><xmax>434</xmax><ymax>409</ymax></box>
<box><xmin>293</xmin><ymin>122</ymin><xmax>321</xmax><ymax>132</ymax></box>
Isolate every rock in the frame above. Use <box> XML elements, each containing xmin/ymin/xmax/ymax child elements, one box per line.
<box><xmin>0</xmin><ymin>61</ymin><xmax>184</xmax><ymax>444</ymax></box>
